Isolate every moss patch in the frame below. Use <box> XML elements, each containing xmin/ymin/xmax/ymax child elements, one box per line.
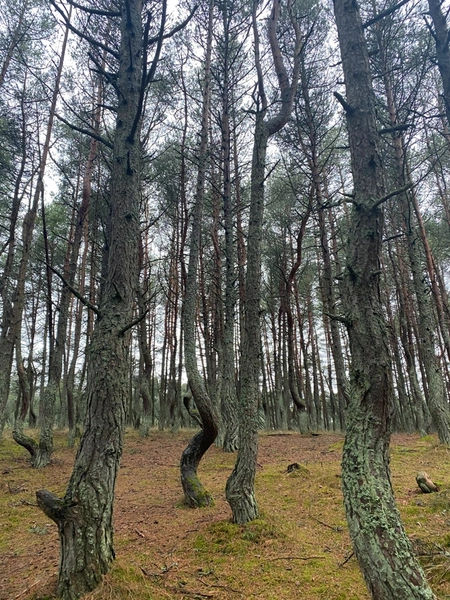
<box><xmin>1</xmin><ymin>430</ymin><xmax>450</xmax><ymax>599</ymax></box>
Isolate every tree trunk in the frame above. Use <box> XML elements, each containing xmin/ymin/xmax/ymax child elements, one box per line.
<box><xmin>36</xmin><ymin>2</ymin><xmax>145</xmax><ymax>596</ymax></box>
<box><xmin>226</xmin><ymin>0</ymin><xmax>301</xmax><ymax>524</ymax></box>
<box><xmin>333</xmin><ymin>0</ymin><xmax>436</xmax><ymax>597</ymax></box>
<box><xmin>220</xmin><ymin>2</ymin><xmax>239</xmax><ymax>451</ymax></box>
<box><xmin>427</xmin><ymin>0</ymin><xmax>450</xmax><ymax>133</ymax></box>
<box><xmin>11</xmin><ymin>9</ymin><xmax>70</xmax><ymax>462</ymax></box>
<box><xmin>180</xmin><ymin>0</ymin><xmax>219</xmax><ymax>507</ymax></box>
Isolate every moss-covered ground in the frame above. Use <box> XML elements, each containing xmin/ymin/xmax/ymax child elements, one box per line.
<box><xmin>1</xmin><ymin>429</ymin><xmax>450</xmax><ymax>599</ymax></box>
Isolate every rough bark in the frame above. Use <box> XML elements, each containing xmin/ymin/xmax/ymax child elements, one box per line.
<box><xmin>36</xmin><ymin>1</ymin><xmax>145</xmax><ymax>597</ymax></box>
<box><xmin>334</xmin><ymin>0</ymin><xmax>436</xmax><ymax>597</ymax></box>
<box><xmin>220</xmin><ymin>0</ymin><xmax>239</xmax><ymax>452</ymax></box>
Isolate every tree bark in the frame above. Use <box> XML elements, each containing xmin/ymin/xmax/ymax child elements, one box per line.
<box><xmin>36</xmin><ymin>1</ymin><xmax>145</xmax><ymax>596</ymax></box>
<box><xmin>427</xmin><ymin>0</ymin><xmax>450</xmax><ymax>133</ymax></box>
<box><xmin>220</xmin><ymin>0</ymin><xmax>239</xmax><ymax>452</ymax></box>
<box><xmin>180</xmin><ymin>0</ymin><xmax>219</xmax><ymax>507</ymax></box>
<box><xmin>333</xmin><ymin>0</ymin><xmax>436</xmax><ymax>597</ymax></box>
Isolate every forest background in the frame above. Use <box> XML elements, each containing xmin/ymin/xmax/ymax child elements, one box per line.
<box><xmin>2</xmin><ymin>0</ymin><xmax>450</xmax><ymax>597</ymax></box>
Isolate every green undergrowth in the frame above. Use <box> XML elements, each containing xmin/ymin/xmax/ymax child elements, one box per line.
<box><xmin>1</xmin><ymin>429</ymin><xmax>450</xmax><ymax>599</ymax></box>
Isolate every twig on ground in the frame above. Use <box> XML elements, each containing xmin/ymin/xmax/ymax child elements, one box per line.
<box><xmin>172</xmin><ymin>589</ymin><xmax>213</xmax><ymax>598</ymax></box>
<box><xmin>7</xmin><ymin>482</ymin><xmax>27</xmax><ymax>494</ymax></box>
<box><xmin>310</xmin><ymin>515</ymin><xmax>343</xmax><ymax>532</ymax></box>
<box><xmin>339</xmin><ymin>551</ymin><xmax>355</xmax><ymax>567</ymax></box>
<box><xmin>268</xmin><ymin>555</ymin><xmax>326</xmax><ymax>561</ymax></box>
<box><xmin>136</xmin><ymin>564</ymin><xmax>160</xmax><ymax>578</ymax></box>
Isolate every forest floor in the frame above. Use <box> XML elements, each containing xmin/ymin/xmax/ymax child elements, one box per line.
<box><xmin>1</xmin><ymin>429</ymin><xmax>450</xmax><ymax>600</ymax></box>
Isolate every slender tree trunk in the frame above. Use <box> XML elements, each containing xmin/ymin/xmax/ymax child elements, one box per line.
<box><xmin>334</xmin><ymin>0</ymin><xmax>436</xmax><ymax>596</ymax></box>
<box><xmin>226</xmin><ymin>0</ymin><xmax>301</xmax><ymax>524</ymax></box>
<box><xmin>0</xmin><ymin>88</ymin><xmax>29</xmax><ymax>438</ymax></box>
<box><xmin>12</xmin><ymin>10</ymin><xmax>71</xmax><ymax>463</ymax></box>
<box><xmin>219</xmin><ymin>0</ymin><xmax>239</xmax><ymax>452</ymax></box>
<box><xmin>427</xmin><ymin>0</ymin><xmax>450</xmax><ymax>133</ymax></box>
<box><xmin>180</xmin><ymin>0</ymin><xmax>219</xmax><ymax>507</ymax></box>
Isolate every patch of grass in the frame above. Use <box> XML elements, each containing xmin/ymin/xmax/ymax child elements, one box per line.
<box><xmin>3</xmin><ymin>429</ymin><xmax>450</xmax><ymax>599</ymax></box>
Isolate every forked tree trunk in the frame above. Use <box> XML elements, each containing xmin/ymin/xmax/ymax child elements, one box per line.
<box><xmin>333</xmin><ymin>0</ymin><xmax>436</xmax><ymax>597</ymax></box>
<box><xmin>226</xmin><ymin>0</ymin><xmax>301</xmax><ymax>524</ymax></box>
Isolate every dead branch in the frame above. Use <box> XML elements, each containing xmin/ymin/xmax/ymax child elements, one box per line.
<box><xmin>310</xmin><ymin>515</ymin><xmax>344</xmax><ymax>532</ymax></box>
<box><xmin>268</xmin><ymin>555</ymin><xmax>326</xmax><ymax>561</ymax></box>
<box><xmin>339</xmin><ymin>551</ymin><xmax>355</xmax><ymax>567</ymax></box>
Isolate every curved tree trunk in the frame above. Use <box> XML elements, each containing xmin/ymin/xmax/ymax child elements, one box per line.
<box><xmin>333</xmin><ymin>0</ymin><xmax>436</xmax><ymax>597</ymax></box>
<box><xmin>180</xmin><ymin>0</ymin><xmax>219</xmax><ymax>507</ymax></box>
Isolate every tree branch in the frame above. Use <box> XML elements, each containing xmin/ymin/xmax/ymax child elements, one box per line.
<box><xmin>378</xmin><ymin>123</ymin><xmax>414</xmax><ymax>134</ymax></box>
<box><xmin>55</xmin><ymin>112</ymin><xmax>114</xmax><ymax>149</ymax></box>
<box><xmin>36</xmin><ymin>490</ymin><xmax>74</xmax><ymax>524</ymax></box>
<box><xmin>323</xmin><ymin>311</ymin><xmax>352</xmax><ymax>327</ymax></box>
<box><xmin>50</xmin><ymin>0</ymin><xmax>119</xmax><ymax>59</ymax></box>
<box><xmin>266</xmin><ymin>0</ymin><xmax>303</xmax><ymax>135</ymax></box>
<box><xmin>333</xmin><ymin>91</ymin><xmax>355</xmax><ymax>114</ymax></box>
<box><xmin>119</xmin><ymin>309</ymin><xmax>149</xmax><ymax>336</ymax></box>
<box><xmin>64</xmin><ymin>0</ymin><xmax>120</xmax><ymax>17</ymax></box>
<box><xmin>373</xmin><ymin>183</ymin><xmax>413</xmax><ymax>208</ymax></box>
<box><xmin>146</xmin><ymin>5</ymin><xmax>198</xmax><ymax>46</ymax></box>
<box><xmin>47</xmin><ymin>263</ymin><xmax>102</xmax><ymax>317</ymax></box>
<box><xmin>363</xmin><ymin>0</ymin><xmax>412</xmax><ymax>28</ymax></box>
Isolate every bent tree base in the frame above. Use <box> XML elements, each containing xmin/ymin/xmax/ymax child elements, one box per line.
<box><xmin>37</xmin><ymin>489</ymin><xmax>113</xmax><ymax>600</ymax></box>
<box><xmin>180</xmin><ymin>428</ymin><xmax>216</xmax><ymax>507</ymax></box>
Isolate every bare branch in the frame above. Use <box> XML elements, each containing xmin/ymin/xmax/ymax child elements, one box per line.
<box><xmin>119</xmin><ymin>309</ymin><xmax>149</xmax><ymax>336</ymax></box>
<box><xmin>373</xmin><ymin>183</ymin><xmax>413</xmax><ymax>208</ymax></box>
<box><xmin>55</xmin><ymin>112</ymin><xmax>114</xmax><ymax>149</ymax></box>
<box><xmin>333</xmin><ymin>91</ymin><xmax>355</xmax><ymax>114</ymax></box>
<box><xmin>146</xmin><ymin>5</ymin><xmax>198</xmax><ymax>46</ymax></box>
<box><xmin>47</xmin><ymin>263</ymin><xmax>102</xmax><ymax>317</ymax></box>
<box><xmin>64</xmin><ymin>0</ymin><xmax>120</xmax><ymax>17</ymax></box>
<box><xmin>363</xmin><ymin>0</ymin><xmax>413</xmax><ymax>28</ymax></box>
<box><xmin>50</xmin><ymin>0</ymin><xmax>119</xmax><ymax>60</ymax></box>
<box><xmin>323</xmin><ymin>311</ymin><xmax>352</xmax><ymax>327</ymax></box>
<box><xmin>378</xmin><ymin>123</ymin><xmax>414</xmax><ymax>134</ymax></box>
